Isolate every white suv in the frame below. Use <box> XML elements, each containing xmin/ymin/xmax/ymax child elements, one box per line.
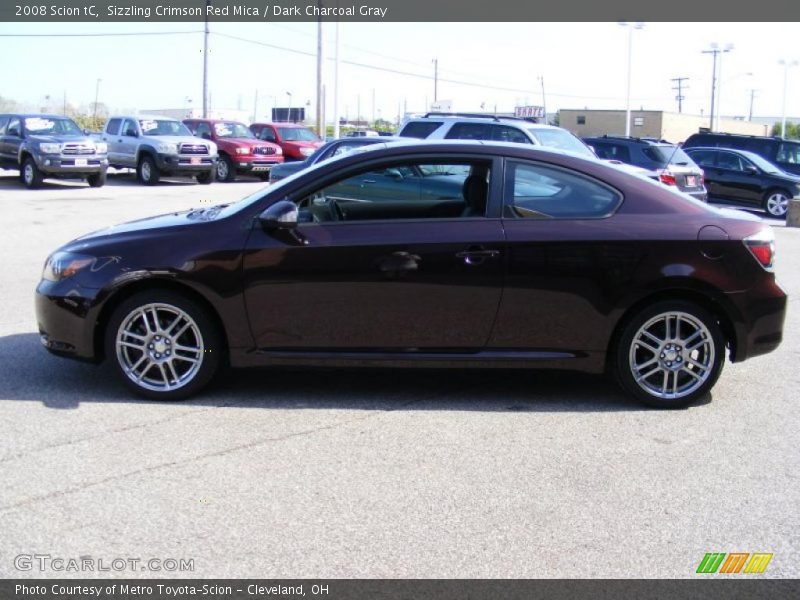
<box><xmin>398</xmin><ymin>113</ymin><xmax>595</xmax><ymax>158</ymax></box>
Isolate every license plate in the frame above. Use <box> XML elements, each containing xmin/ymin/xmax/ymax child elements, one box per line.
<box><xmin>686</xmin><ymin>176</ymin><xmax>697</xmax><ymax>187</ymax></box>
<box><xmin>75</xmin><ymin>158</ymin><xmax>88</xmax><ymax>167</ymax></box>
<box><xmin>190</xmin><ymin>157</ymin><xmax>201</xmax><ymax>165</ymax></box>
<box><xmin>252</xmin><ymin>166</ymin><xmax>269</xmax><ymax>172</ymax></box>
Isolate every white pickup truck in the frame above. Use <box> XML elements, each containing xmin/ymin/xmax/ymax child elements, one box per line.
<box><xmin>96</xmin><ymin>115</ymin><xmax>218</xmax><ymax>185</ymax></box>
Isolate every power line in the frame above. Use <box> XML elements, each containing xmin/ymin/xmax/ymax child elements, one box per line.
<box><xmin>0</xmin><ymin>30</ymin><xmax>201</xmax><ymax>37</ymax></box>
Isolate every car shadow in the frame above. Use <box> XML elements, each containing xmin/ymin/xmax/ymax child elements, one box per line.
<box><xmin>0</xmin><ymin>175</ymin><xmax>93</xmax><ymax>191</ymax></box>
<box><xmin>0</xmin><ymin>332</ymin><xmax>712</xmax><ymax>412</ymax></box>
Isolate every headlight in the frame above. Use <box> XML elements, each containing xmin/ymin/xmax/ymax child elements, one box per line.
<box><xmin>157</xmin><ymin>142</ymin><xmax>178</xmax><ymax>154</ymax></box>
<box><xmin>299</xmin><ymin>147</ymin><xmax>315</xmax><ymax>157</ymax></box>
<box><xmin>39</xmin><ymin>143</ymin><xmax>62</xmax><ymax>154</ymax></box>
<box><xmin>275</xmin><ymin>147</ymin><xmax>282</xmax><ymax>155</ymax></box>
<box><xmin>235</xmin><ymin>147</ymin><xmax>250</xmax><ymax>155</ymax></box>
<box><xmin>42</xmin><ymin>252</ymin><xmax>94</xmax><ymax>282</ymax></box>
<box><xmin>94</xmin><ymin>142</ymin><xmax>108</xmax><ymax>154</ymax></box>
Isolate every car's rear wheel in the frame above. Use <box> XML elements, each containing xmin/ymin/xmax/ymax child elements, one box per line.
<box><xmin>614</xmin><ymin>300</ymin><xmax>724</xmax><ymax>408</ymax></box>
<box><xmin>105</xmin><ymin>291</ymin><xmax>221</xmax><ymax>400</ymax></box>
<box><xmin>763</xmin><ymin>189</ymin><xmax>790</xmax><ymax>218</ymax></box>
<box><xmin>196</xmin><ymin>170</ymin><xmax>214</xmax><ymax>184</ymax></box>
<box><xmin>137</xmin><ymin>155</ymin><xmax>160</xmax><ymax>186</ymax></box>
<box><xmin>21</xmin><ymin>157</ymin><xmax>43</xmax><ymax>189</ymax></box>
<box><xmin>216</xmin><ymin>154</ymin><xmax>236</xmax><ymax>182</ymax></box>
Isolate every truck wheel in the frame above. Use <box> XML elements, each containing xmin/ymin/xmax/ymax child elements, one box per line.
<box><xmin>216</xmin><ymin>155</ymin><xmax>236</xmax><ymax>182</ymax></box>
<box><xmin>87</xmin><ymin>170</ymin><xmax>107</xmax><ymax>188</ymax></box>
<box><xmin>196</xmin><ymin>170</ymin><xmax>214</xmax><ymax>185</ymax></box>
<box><xmin>258</xmin><ymin>172</ymin><xmax>271</xmax><ymax>182</ymax></box>
<box><xmin>21</xmin><ymin>157</ymin><xmax>44</xmax><ymax>189</ymax></box>
<box><xmin>137</xmin><ymin>155</ymin><xmax>160</xmax><ymax>186</ymax></box>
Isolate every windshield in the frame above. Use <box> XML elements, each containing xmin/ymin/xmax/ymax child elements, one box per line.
<box><xmin>24</xmin><ymin>117</ymin><xmax>82</xmax><ymax>136</ymax></box>
<box><xmin>529</xmin><ymin>129</ymin><xmax>594</xmax><ymax>157</ymax></box>
<box><xmin>214</xmin><ymin>122</ymin><xmax>255</xmax><ymax>139</ymax></box>
<box><xmin>746</xmin><ymin>152</ymin><xmax>782</xmax><ymax>174</ymax></box>
<box><xmin>278</xmin><ymin>127</ymin><xmax>320</xmax><ymax>142</ymax></box>
<box><xmin>138</xmin><ymin>119</ymin><xmax>192</xmax><ymax>137</ymax></box>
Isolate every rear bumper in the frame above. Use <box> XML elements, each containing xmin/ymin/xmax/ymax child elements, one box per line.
<box><xmin>726</xmin><ymin>278</ymin><xmax>787</xmax><ymax>362</ymax></box>
<box><xmin>686</xmin><ymin>189</ymin><xmax>708</xmax><ymax>202</ymax></box>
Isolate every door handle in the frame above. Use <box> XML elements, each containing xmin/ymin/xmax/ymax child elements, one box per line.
<box><xmin>456</xmin><ymin>247</ymin><xmax>500</xmax><ymax>265</ymax></box>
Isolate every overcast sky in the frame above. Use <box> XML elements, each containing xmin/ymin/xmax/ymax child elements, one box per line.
<box><xmin>1</xmin><ymin>21</ymin><xmax>798</xmax><ymax>122</ymax></box>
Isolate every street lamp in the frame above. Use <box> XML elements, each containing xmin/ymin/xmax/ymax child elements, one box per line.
<box><xmin>714</xmin><ymin>43</ymin><xmax>734</xmax><ymax>131</ymax></box>
<box><xmin>92</xmin><ymin>78</ymin><xmax>102</xmax><ymax>127</ymax></box>
<box><xmin>702</xmin><ymin>43</ymin><xmax>732</xmax><ymax>132</ymax></box>
<box><xmin>286</xmin><ymin>91</ymin><xmax>293</xmax><ymax>123</ymax></box>
<box><xmin>619</xmin><ymin>22</ymin><xmax>644</xmax><ymax>137</ymax></box>
<box><xmin>779</xmin><ymin>59</ymin><xmax>798</xmax><ymax>138</ymax></box>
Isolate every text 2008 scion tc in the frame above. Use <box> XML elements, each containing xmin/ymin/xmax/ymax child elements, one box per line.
<box><xmin>35</xmin><ymin>141</ymin><xmax>787</xmax><ymax>408</ymax></box>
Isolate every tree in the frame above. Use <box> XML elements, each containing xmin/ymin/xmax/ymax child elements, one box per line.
<box><xmin>771</xmin><ymin>121</ymin><xmax>800</xmax><ymax>139</ymax></box>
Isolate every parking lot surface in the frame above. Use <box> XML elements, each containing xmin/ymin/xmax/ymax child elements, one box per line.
<box><xmin>0</xmin><ymin>172</ymin><xmax>798</xmax><ymax>578</ymax></box>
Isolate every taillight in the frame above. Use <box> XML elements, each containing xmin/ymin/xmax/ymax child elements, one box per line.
<box><xmin>743</xmin><ymin>229</ymin><xmax>775</xmax><ymax>270</ymax></box>
<box><xmin>699</xmin><ymin>169</ymin><xmax>705</xmax><ymax>186</ymax></box>
<box><xmin>659</xmin><ymin>172</ymin><xmax>677</xmax><ymax>186</ymax></box>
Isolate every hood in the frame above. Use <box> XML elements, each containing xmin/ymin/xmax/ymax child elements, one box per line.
<box><xmin>284</xmin><ymin>140</ymin><xmax>323</xmax><ymax>148</ymax></box>
<box><xmin>29</xmin><ymin>134</ymin><xmax>97</xmax><ymax>144</ymax></box>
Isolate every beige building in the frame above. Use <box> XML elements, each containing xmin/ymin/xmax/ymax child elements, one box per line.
<box><xmin>559</xmin><ymin>109</ymin><xmax>769</xmax><ymax>143</ymax></box>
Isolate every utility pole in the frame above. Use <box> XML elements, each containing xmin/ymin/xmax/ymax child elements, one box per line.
<box><xmin>671</xmin><ymin>77</ymin><xmax>688</xmax><ymax>113</ymax></box>
<box><xmin>538</xmin><ymin>75</ymin><xmax>547</xmax><ymax>124</ymax></box>
<box><xmin>333</xmin><ymin>16</ymin><xmax>340</xmax><ymax>138</ymax></box>
<box><xmin>702</xmin><ymin>46</ymin><xmax>720</xmax><ymax>130</ymax></box>
<box><xmin>92</xmin><ymin>78</ymin><xmax>101</xmax><ymax>126</ymax></box>
<box><xmin>315</xmin><ymin>2</ymin><xmax>324</xmax><ymax>137</ymax></box>
<box><xmin>202</xmin><ymin>0</ymin><xmax>210</xmax><ymax>118</ymax></box>
<box><xmin>432</xmin><ymin>58</ymin><xmax>438</xmax><ymax>103</ymax></box>
<box><xmin>372</xmin><ymin>88</ymin><xmax>375</xmax><ymax>125</ymax></box>
<box><xmin>252</xmin><ymin>89</ymin><xmax>258</xmax><ymax>122</ymax></box>
<box><xmin>748</xmin><ymin>89</ymin><xmax>758</xmax><ymax>121</ymax></box>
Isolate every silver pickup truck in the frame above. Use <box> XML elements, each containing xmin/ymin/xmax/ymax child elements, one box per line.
<box><xmin>97</xmin><ymin>115</ymin><xmax>218</xmax><ymax>185</ymax></box>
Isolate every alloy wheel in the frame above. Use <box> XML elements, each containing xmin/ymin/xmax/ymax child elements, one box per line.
<box><xmin>24</xmin><ymin>164</ymin><xmax>34</xmax><ymax>185</ymax></box>
<box><xmin>141</xmin><ymin>161</ymin><xmax>152</xmax><ymax>182</ymax></box>
<box><xmin>766</xmin><ymin>193</ymin><xmax>789</xmax><ymax>217</ymax></box>
<box><xmin>628</xmin><ymin>311</ymin><xmax>715</xmax><ymax>401</ymax></box>
<box><xmin>217</xmin><ymin>160</ymin><xmax>229</xmax><ymax>180</ymax></box>
<box><xmin>115</xmin><ymin>303</ymin><xmax>204</xmax><ymax>392</ymax></box>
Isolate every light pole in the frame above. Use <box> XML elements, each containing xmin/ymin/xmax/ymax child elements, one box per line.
<box><xmin>538</xmin><ymin>75</ymin><xmax>547</xmax><ymax>124</ymax></box>
<box><xmin>714</xmin><ymin>43</ymin><xmax>734</xmax><ymax>132</ymax></box>
<box><xmin>619</xmin><ymin>22</ymin><xmax>644</xmax><ymax>137</ymax></box>
<box><xmin>432</xmin><ymin>58</ymin><xmax>439</xmax><ymax>104</ymax></box>
<box><xmin>286</xmin><ymin>91</ymin><xmax>293</xmax><ymax>123</ymax></box>
<box><xmin>92</xmin><ymin>78</ymin><xmax>102</xmax><ymax>127</ymax></box>
<box><xmin>779</xmin><ymin>59</ymin><xmax>798</xmax><ymax>138</ymax></box>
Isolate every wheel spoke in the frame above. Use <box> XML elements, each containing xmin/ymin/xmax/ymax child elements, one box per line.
<box><xmin>641</xmin><ymin>330</ymin><xmax>663</xmax><ymax>346</ymax></box>
<box><xmin>119</xmin><ymin>340</ymin><xmax>145</xmax><ymax>350</ymax></box>
<box><xmin>636</xmin><ymin>366</ymin><xmax>661</xmax><ymax>382</ymax></box>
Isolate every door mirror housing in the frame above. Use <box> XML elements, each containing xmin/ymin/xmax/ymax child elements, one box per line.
<box><xmin>7</xmin><ymin>127</ymin><xmax>20</xmax><ymax>137</ymax></box>
<box><xmin>385</xmin><ymin>168</ymin><xmax>404</xmax><ymax>180</ymax></box>
<box><xmin>744</xmin><ymin>165</ymin><xmax>759</xmax><ymax>176</ymax></box>
<box><xmin>259</xmin><ymin>200</ymin><xmax>298</xmax><ymax>230</ymax></box>
<box><xmin>200</xmin><ymin>132</ymin><xmax>212</xmax><ymax>140</ymax></box>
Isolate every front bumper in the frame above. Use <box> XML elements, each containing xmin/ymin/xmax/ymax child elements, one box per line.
<box><xmin>36</xmin><ymin>154</ymin><xmax>108</xmax><ymax>175</ymax></box>
<box><xmin>233</xmin><ymin>155</ymin><xmax>285</xmax><ymax>173</ymax></box>
<box><xmin>156</xmin><ymin>153</ymin><xmax>217</xmax><ymax>175</ymax></box>
<box><xmin>35</xmin><ymin>281</ymin><xmax>103</xmax><ymax>362</ymax></box>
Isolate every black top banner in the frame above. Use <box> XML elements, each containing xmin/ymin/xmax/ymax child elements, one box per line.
<box><xmin>2</xmin><ymin>0</ymin><xmax>800</xmax><ymax>22</ymax></box>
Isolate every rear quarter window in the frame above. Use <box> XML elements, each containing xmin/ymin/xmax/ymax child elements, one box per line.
<box><xmin>399</xmin><ymin>121</ymin><xmax>444</xmax><ymax>139</ymax></box>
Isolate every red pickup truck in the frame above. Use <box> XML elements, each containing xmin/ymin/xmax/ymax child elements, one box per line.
<box><xmin>249</xmin><ymin>122</ymin><xmax>323</xmax><ymax>161</ymax></box>
<box><xmin>183</xmin><ymin>118</ymin><xmax>284</xmax><ymax>181</ymax></box>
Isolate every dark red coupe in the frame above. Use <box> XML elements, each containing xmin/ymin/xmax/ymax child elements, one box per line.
<box><xmin>35</xmin><ymin>141</ymin><xmax>786</xmax><ymax>408</ymax></box>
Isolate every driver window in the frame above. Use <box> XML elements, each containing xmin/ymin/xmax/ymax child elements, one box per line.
<box><xmin>295</xmin><ymin>160</ymin><xmax>491</xmax><ymax>223</ymax></box>
<box><xmin>122</xmin><ymin>119</ymin><xmax>138</xmax><ymax>137</ymax></box>
<box><xmin>505</xmin><ymin>161</ymin><xmax>621</xmax><ymax>219</ymax></box>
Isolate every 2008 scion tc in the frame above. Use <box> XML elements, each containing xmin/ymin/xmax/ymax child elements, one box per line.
<box><xmin>35</xmin><ymin>141</ymin><xmax>787</xmax><ymax>408</ymax></box>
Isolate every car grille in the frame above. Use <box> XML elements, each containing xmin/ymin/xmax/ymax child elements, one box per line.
<box><xmin>253</xmin><ymin>146</ymin><xmax>277</xmax><ymax>156</ymax></box>
<box><xmin>180</xmin><ymin>143</ymin><xmax>209</xmax><ymax>155</ymax></box>
<box><xmin>62</xmin><ymin>143</ymin><xmax>96</xmax><ymax>155</ymax></box>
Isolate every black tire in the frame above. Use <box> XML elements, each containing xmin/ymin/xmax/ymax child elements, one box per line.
<box><xmin>104</xmin><ymin>290</ymin><xmax>222</xmax><ymax>400</ymax></box>
<box><xmin>21</xmin><ymin>157</ymin><xmax>44</xmax><ymax>189</ymax></box>
<box><xmin>613</xmin><ymin>300</ymin><xmax>725</xmax><ymax>409</ymax></box>
<box><xmin>137</xmin><ymin>154</ymin><xmax>160</xmax><ymax>186</ymax></box>
<box><xmin>762</xmin><ymin>188</ymin><xmax>791</xmax><ymax>219</ymax></box>
<box><xmin>257</xmin><ymin>172</ymin><xmax>271</xmax><ymax>182</ymax></box>
<box><xmin>215</xmin><ymin>154</ymin><xmax>236</xmax><ymax>182</ymax></box>
<box><xmin>196</xmin><ymin>170</ymin><xmax>214</xmax><ymax>184</ymax></box>
<box><xmin>87</xmin><ymin>170</ymin><xmax>107</xmax><ymax>188</ymax></box>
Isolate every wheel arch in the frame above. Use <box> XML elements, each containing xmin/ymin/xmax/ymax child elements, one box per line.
<box><xmin>605</xmin><ymin>285</ymin><xmax>740</xmax><ymax>374</ymax></box>
<box><xmin>93</xmin><ymin>278</ymin><xmax>229</xmax><ymax>364</ymax></box>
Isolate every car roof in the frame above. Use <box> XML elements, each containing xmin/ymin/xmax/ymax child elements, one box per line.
<box><xmin>688</xmin><ymin>131</ymin><xmax>791</xmax><ymax>142</ymax></box>
<box><xmin>252</xmin><ymin>122</ymin><xmax>311</xmax><ymax>128</ymax></box>
<box><xmin>584</xmin><ymin>135</ymin><xmax>674</xmax><ymax>146</ymax></box>
<box><xmin>5</xmin><ymin>113</ymin><xmax>75</xmax><ymax>120</ymax></box>
<box><xmin>113</xmin><ymin>114</ymin><xmax>181</xmax><ymax>122</ymax></box>
<box><xmin>184</xmin><ymin>118</ymin><xmax>247</xmax><ymax>124</ymax></box>
<box><xmin>684</xmin><ymin>146</ymin><xmax>768</xmax><ymax>161</ymax></box>
<box><xmin>404</xmin><ymin>115</ymin><xmax>559</xmax><ymax>130</ymax></box>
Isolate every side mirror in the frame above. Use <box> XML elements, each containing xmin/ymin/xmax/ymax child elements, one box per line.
<box><xmin>745</xmin><ymin>165</ymin><xmax>758</xmax><ymax>175</ymax></box>
<box><xmin>385</xmin><ymin>168</ymin><xmax>404</xmax><ymax>180</ymax></box>
<box><xmin>199</xmin><ymin>132</ymin><xmax>211</xmax><ymax>140</ymax></box>
<box><xmin>8</xmin><ymin>127</ymin><xmax>20</xmax><ymax>137</ymax></box>
<box><xmin>83</xmin><ymin>128</ymin><xmax>90</xmax><ymax>135</ymax></box>
<box><xmin>259</xmin><ymin>200</ymin><xmax>298</xmax><ymax>230</ymax></box>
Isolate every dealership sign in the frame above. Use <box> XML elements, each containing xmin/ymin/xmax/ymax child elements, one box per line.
<box><xmin>514</xmin><ymin>106</ymin><xmax>545</xmax><ymax>119</ymax></box>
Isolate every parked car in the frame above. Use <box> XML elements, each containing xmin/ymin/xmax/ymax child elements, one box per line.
<box><xmin>269</xmin><ymin>136</ymin><xmax>403</xmax><ymax>182</ymax></box>
<box><xmin>347</xmin><ymin>129</ymin><xmax>380</xmax><ymax>137</ymax></box>
<box><xmin>683</xmin><ymin>147</ymin><xmax>800</xmax><ymax>218</ymax></box>
<box><xmin>584</xmin><ymin>136</ymin><xmax>707</xmax><ymax>202</ymax></box>
<box><xmin>97</xmin><ymin>115</ymin><xmax>217</xmax><ymax>185</ymax></box>
<box><xmin>249</xmin><ymin>122</ymin><xmax>323</xmax><ymax>161</ymax></box>
<box><xmin>0</xmin><ymin>113</ymin><xmax>108</xmax><ymax>189</ymax></box>
<box><xmin>36</xmin><ymin>142</ymin><xmax>786</xmax><ymax>408</ymax></box>
<box><xmin>183</xmin><ymin>118</ymin><xmax>284</xmax><ymax>182</ymax></box>
<box><xmin>398</xmin><ymin>113</ymin><xmax>595</xmax><ymax>158</ymax></box>
<box><xmin>683</xmin><ymin>132</ymin><xmax>800</xmax><ymax>176</ymax></box>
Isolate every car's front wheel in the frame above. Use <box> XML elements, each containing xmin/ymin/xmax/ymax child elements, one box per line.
<box><xmin>21</xmin><ymin>157</ymin><xmax>44</xmax><ymax>189</ymax></box>
<box><xmin>763</xmin><ymin>189</ymin><xmax>791</xmax><ymax>218</ymax></box>
<box><xmin>105</xmin><ymin>291</ymin><xmax>221</xmax><ymax>400</ymax></box>
<box><xmin>87</xmin><ymin>170</ymin><xmax>107</xmax><ymax>187</ymax></box>
<box><xmin>614</xmin><ymin>300</ymin><xmax>725</xmax><ymax>408</ymax></box>
<box><xmin>137</xmin><ymin>155</ymin><xmax>160</xmax><ymax>186</ymax></box>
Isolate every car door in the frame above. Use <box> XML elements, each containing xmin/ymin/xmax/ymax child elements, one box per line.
<box><xmin>488</xmin><ymin>159</ymin><xmax>638</xmax><ymax>359</ymax></box>
<box><xmin>4</xmin><ymin>116</ymin><xmax>24</xmax><ymax>163</ymax></box>
<box><xmin>242</xmin><ymin>154</ymin><xmax>505</xmax><ymax>350</ymax></box>
<box><xmin>102</xmin><ymin>117</ymin><xmax>123</xmax><ymax>164</ymax></box>
<box><xmin>118</xmin><ymin>119</ymin><xmax>140</xmax><ymax>167</ymax></box>
<box><xmin>0</xmin><ymin>115</ymin><xmax>11</xmax><ymax>163</ymax></box>
<box><xmin>713</xmin><ymin>151</ymin><xmax>762</xmax><ymax>205</ymax></box>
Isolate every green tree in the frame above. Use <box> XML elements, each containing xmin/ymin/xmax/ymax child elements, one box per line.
<box><xmin>771</xmin><ymin>121</ymin><xmax>800</xmax><ymax>139</ymax></box>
